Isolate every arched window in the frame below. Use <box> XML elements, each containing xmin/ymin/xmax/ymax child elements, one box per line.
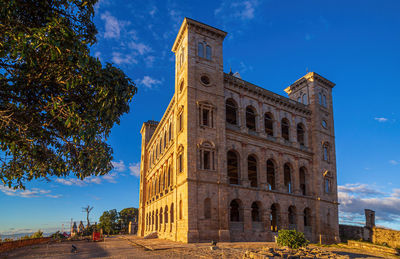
<box><xmin>288</xmin><ymin>206</ymin><xmax>296</xmax><ymax>229</ymax></box>
<box><xmin>302</xmin><ymin>94</ymin><xmax>308</xmax><ymax>105</ymax></box>
<box><xmin>248</xmin><ymin>155</ymin><xmax>258</xmax><ymax>187</ymax></box>
<box><xmin>324</xmin><ymin>171</ymin><xmax>332</xmax><ymax>193</ymax></box>
<box><xmin>164</xmin><ymin>132</ymin><xmax>167</xmax><ymax>148</ymax></box>
<box><xmin>281</xmin><ymin>118</ymin><xmax>290</xmax><ymax>141</ymax></box>
<box><xmin>167</xmin><ymin>166</ymin><xmax>171</xmax><ymax>187</ymax></box>
<box><xmin>323</xmin><ymin>95</ymin><xmax>327</xmax><ymax>107</ymax></box>
<box><xmin>323</xmin><ymin>143</ymin><xmax>330</xmax><ymax>162</ymax></box>
<box><xmin>270</xmin><ymin>203</ymin><xmax>279</xmax><ymax>232</ymax></box>
<box><xmin>179</xmin><ymin>200</ymin><xmax>183</xmax><ymax>220</ymax></box>
<box><xmin>266</xmin><ymin>159</ymin><xmax>276</xmax><ymax>190</ymax></box>
<box><xmin>204</xmin><ymin>198</ymin><xmax>211</xmax><ymax>219</ymax></box>
<box><xmin>264</xmin><ymin>113</ymin><xmax>274</xmax><ymax>136</ymax></box>
<box><xmin>198</xmin><ymin>42</ymin><xmax>204</xmax><ymax>58</ymax></box>
<box><xmin>318</xmin><ymin>93</ymin><xmax>322</xmax><ymax>105</ymax></box>
<box><xmin>284</xmin><ymin>163</ymin><xmax>292</xmax><ymax>193</ymax></box>
<box><xmin>168</xmin><ymin>123</ymin><xmax>172</xmax><ymax>141</ymax></box>
<box><xmin>304</xmin><ymin>208</ymin><xmax>311</xmax><ymax>227</ymax></box>
<box><xmin>251</xmin><ymin>202</ymin><xmax>260</xmax><ymax>222</ymax></box>
<box><xmin>299</xmin><ymin>167</ymin><xmax>307</xmax><ymax>195</ymax></box>
<box><xmin>170</xmin><ymin>203</ymin><xmax>174</xmax><ymax>223</ymax></box>
<box><xmin>227</xmin><ymin>151</ymin><xmax>239</xmax><ymax>185</ymax></box>
<box><xmin>206</xmin><ymin>45</ymin><xmax>212</xmax><ymax>60</ymax></box>
<box><xmin>199</xmin><ymin>141</ymin><xmax>215</xmax><ymax>170</ymax></box>
<box><xmin>246</xmin><ymin>106</ymin><xmax>256</xmax><ymax>130</ymax></box>
<box><xmin>155</xmin><ymin>210</ymin><xmax>158</xmax><ymax>231</ymax></box>
<box><xmin>164</xmin><ymin>205</ymin><xmax>168</xmax><ymax>224</ymax></box>
<box><xmin>226</xmin><ymin>99</ymin><xmax>238</xmax><ymax>125</ymax></box>
<box><xmin>297</xmin><ymin>123</ymin><xmax>305</xmax><ymax>146</ymax></box>
<box><xmin>230</xmin><ymin>200</ymin><xmax>240</xmax><ymax>222</ymax></box>
<box><xmin>160</xmin><ymin>208</ymin><xmax>163</xmax><ymax>225</ymax></box>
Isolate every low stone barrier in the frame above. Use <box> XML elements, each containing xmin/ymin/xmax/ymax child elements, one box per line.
<box><xmin>243</xmin><ymin>247</ymin><xmax>350</xmax><ymax>259</ymax></box>
<box><xmin>347</xmin><ymin>240</ymin><xmax>399</xmax><ymax>255</ymax></box>
<box><xmin>372</xmin><ymin>227</ymin><xmax>400</xmax><ymax>249</ymax></box>
<box><xmin>0</xmin><ymin>237</ymin><xmax>52</xmax><ymax>253</ymax></box>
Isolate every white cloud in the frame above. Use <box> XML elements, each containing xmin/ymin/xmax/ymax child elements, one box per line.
<box><xmin>0</xmin><ymin>186</ymin><xmax>61</xmax><ymax>198</ymax></box>
<box><xmin>129</xmin><ymin>163</ymin><xmax>140</xmax><ymax>177</ymax></box>
<box><xmin>389</xmin><ymin>160</ymin><xmax>399</xmax><ymax>165</ymax></box>
<box><xmin>374</xmin><ymin>117</ymin><xmax>388</xmax><ymax>122</ymax></box>
<box><xmin>144</xmin><ymin>56</ymin><xmax>155</xmax><ymax>67</ymax></box>
<box><xmin>102</xmin><ymin>172</ymin><xmax>118</xmax><ymax>183</ymax></box>
<box><xmin>101</xmin><ymin>11</ymin><xmax>123</xmax><ymax>39</ymax></box>
<box><xmin>339</xmin><ymin>183</ymin><xmax>400</xmax><ymax>224</ymax></box>
<box><xmin>111</xmin><ymin>160</ymin><xmax>126</xmax><ymax>172</ymax></box>
<box><xmin>215</xmin><ymin>0</ymin><xmax>259</xmax><ymax>21</ymax></box>
<box><xmin>112</xmin><ymin>52</ymin><xmax>138</xmax><ymax>65</ymax></box>
<box><xmin>137</xmin><ymin>76</ymin><xmax>162</xmax><ymax>89</ymax></box>
<box><xmin>129</xmin><ymin>42</ymin><xmax>152</xmax><ymax>55</ymax></box>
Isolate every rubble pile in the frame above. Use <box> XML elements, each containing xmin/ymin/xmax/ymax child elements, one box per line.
<box><xmin>243</xmin><ymin>246</ymin><xmax>350</xmax><ymax>259</ymax></box>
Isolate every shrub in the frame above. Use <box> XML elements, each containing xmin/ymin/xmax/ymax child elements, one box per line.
<box><xmin>276</xmin><ymin>229</ymin><xmax>309</xmax><ymax>249</ymax></box>
<box><xmin>31</xmin><ymin>230</ymin><xmax>43</xmax><ymax>239</ymax></box>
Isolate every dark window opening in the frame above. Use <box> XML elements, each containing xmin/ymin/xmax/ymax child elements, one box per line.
<box><xmin>227</xmin><ymin>151</ymin><xmax>239</xmax><ymax>185</ymax></box>
<box><xmin>226</xmin><ymin>99</ymin><xmax>237</xmax><ymax>125</ymax></box>
<box><xmin>251</xmin><ymin>202</ymin><xmax>260</xmax><ymax>222</ymax></box>
<box><xmin>297</xmin><ymin>123</ymin><xmax>305</xmax><ymax>146</ymax></box>
<box><xmin>265</xmin><ymin>113</ymin><xmax>274</xmax><ymax>136</ymax></box>
<box><xmin>267</xmin><ymin>159</ymin><xmax>276</xmax><ymax>190</ymax></box>
<box><xmin>230</xmin><ymin>200</ymin><xmax>240</xmax><ymax>222</ymax></box>
<box><xmin>281</xmin><ymin>119</ymin><xmax>290</xmax><ymax>141</ymax></box>
<box><xmin>246</xmin><ymin>107</ymin><xmax>256</xmax><ymax>130</ymax></box>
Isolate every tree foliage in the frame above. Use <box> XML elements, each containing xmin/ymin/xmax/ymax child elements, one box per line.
<box><xmin>0</xmin><ymin>0</ymin><xmax>137</xmax><ymax>188</ymax></box>
<box><xmin>276</xmin><ymin>229</ymin><xmax>309</xmax><ymax>249</ymax></box>
<box><xmin>119</xmin><ymin>207</ymin><xmax>138</xmax><ymax>233</ymax></box>
<box><xmin>98</xmin><ymin>209</ymin><xmax>119</xmax><ymax>235</ymax></box>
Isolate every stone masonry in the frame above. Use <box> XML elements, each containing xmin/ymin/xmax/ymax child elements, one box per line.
<box><xmin>137</xmin><ymin>18</ymin><xmax>339</xmax><ymax>243</ymax></box>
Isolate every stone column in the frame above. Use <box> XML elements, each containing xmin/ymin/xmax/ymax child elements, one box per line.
<box><xmin>292</xmin><ymin>158</ymin><xmax>300</xmax><ymax>195</ymax></box>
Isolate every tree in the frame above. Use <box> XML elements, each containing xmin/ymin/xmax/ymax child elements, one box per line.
<box><xmin>0</xmin><ymin>0</ymin><xmax>137</xmax><ymax>189</ymax></box>
<box><xmin>119</xmin><ymin>207</ymin><xmax>138</xmax><ymax>233</ymax></box>
<box><xmin>98</xmin><ymin>209</ymin><xmax>119</xmax><ymax>235</ymax></box>
<box><xmin>82</xmin><ymin>205</ymin><xmax>94</xmax><ymax>226</ymax></box>
<box><xmin>31</xmin><ymin>229</ymin><xmax>44</xmax><ymax>239</ymax></box>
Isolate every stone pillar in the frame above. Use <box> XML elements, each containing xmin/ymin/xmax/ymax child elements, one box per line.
<box><xmin>365</xmin><ymin>209</ymin><xmax>375</xmax><ymax>228</ymax></box>
<box><xmin>128</xmin><ymin>221</ymin><xmax>132</xmax><ymax>235</ymax></box>
<box><xmin>292</xmin><ymin>158</ymin><xmax>300</xmax><ymax>195</ymax></box>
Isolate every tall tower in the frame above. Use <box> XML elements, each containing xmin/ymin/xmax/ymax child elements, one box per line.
<box><xmin>285</xmin><ymin>72</ymin><xmax>339</xmax><ymax>242</ymax></box>
<box><xmin>171</xmin><ymin>18</ymin><xmax>227</xmax><ymax>242</ymax></box>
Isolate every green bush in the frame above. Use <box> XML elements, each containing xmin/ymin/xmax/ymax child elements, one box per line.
<box><xmin>276</xmin><ymin>229</ymin><xmax>309</xmax><ymax>249</ymax></box>
<box><xmin>31</xmin><ymin>230</ymin><xmax>43</xmax><ymax>239</ymax></box>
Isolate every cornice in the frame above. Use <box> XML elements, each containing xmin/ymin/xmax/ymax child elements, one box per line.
<box><xmin>145</xmin><ymin>95</ymin><xmax>176</xmax><ymax>149</ymax></box>
<box><xmin>172</xmin><ymin>17</ymin><xmax>227</xmax><ymax>53</ymax></box>
<box><xmin>286</xmin><ymin>72</ymin><xmax>335</xmax><ymax>94</ymax></box>
<box><xmin>224</xmin><ymin>74</ymin><xmax>311</xmax><ymax>116</ymax></box>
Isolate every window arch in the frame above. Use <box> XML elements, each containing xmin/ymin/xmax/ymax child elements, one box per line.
<box><xmin>297</xmin><ymin>123</ymin><xmax>305</xmax><ymax>146</ymax></box>
<box><xmin>270</xmin><ymin>203</ymin><xmax>280</xmax><ymax>232</ymax></box>
<box><xmin>281</xmin><ymin>118</ymin><xmax>290</xmax><ymax>141</ymax></box>
<box><xmin>230</xmin><ymin>200</ymin><xmax>241</xmax><ymax>222</ymax></box>
<box><xmin>266</xmin><ymin>159</ymin><xmax>276</xmax><ymax>190</ymax></box>
<box><xmin>204</xmin><ymin>198</ymin><xmax>211</xmax><ymax>219</ymax></box>
<box><xmin>284</xmin><ymin>163</ymin><xmax>292</xmax><ymax>193</ymax></box>
<box><xmin>246</xmin><ymin>106</ymin><xmax>256</xmax><ymax>130</ymax></box>
<box><xmin>264</xmin><ymin>113</ymin><xmax>274</xmax><ymax>136</ymax></box>
<box><xmin>288</xmin><ymin>206</ymin><xmax>296</xmax><ymax>229</ymax></box>
<box><xmin>323</xmin><ymin>142</ymin><xmax>330</xmax><ymax>162</ymax></box>
<box><xmin>226</xmin><ymin>99</ymin><xmax>238</xmax><ymax>125</ymax></box>
<box><xmin>251</xmin><ymin>202</ymin><xmax>260</xmax><ymax>222</ymax></box>
<box><xmin>227</xmin><ymin>150</ymin><xmax>239</xmax><ymax>185</ymax></box>
<box><xmin>299</xmin><ymin>167</ymin><xmax>307</xmax><ymax>195</ymax></box>
<box><xmin>248</xmin><ymin>155</ymin><xmax>258</xmax><ymax>187</ymax></box>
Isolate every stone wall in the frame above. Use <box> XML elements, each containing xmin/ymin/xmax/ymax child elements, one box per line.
<box><xmin>339</xmin><ymin>224</ymin><xmax>370</xmax><ymax>242</ymax></box>
<box><xmin>372</xmin><ymin>227</ymin><xmax>400</xmax><ymax>248</ymax></box>
<box><xmin>0</xmin><ymin>237</ymin><xmax>51</xmax><ymax>253</ymax></box>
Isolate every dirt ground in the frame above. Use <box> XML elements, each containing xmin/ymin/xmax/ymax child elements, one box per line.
<box><xmin>0</xmin><ymin>236</ymin><xmax>398</xmax><ymax>259</ymax></box>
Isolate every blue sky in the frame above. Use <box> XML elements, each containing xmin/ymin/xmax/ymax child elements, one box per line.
<box><xmin>1</xmin><ymin>0</ymin><xmax>400</xmax><ymax>236</ymax></box>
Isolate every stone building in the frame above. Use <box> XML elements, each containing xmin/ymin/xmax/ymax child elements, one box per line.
<box><xmin>137</xmin><ymin>18</ymin><xmax>339</xmax><ymax>243</ymax></box>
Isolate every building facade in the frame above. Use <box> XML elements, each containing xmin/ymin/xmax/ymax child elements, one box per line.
<box><xmin>138</xmin><ymin>18</ymin><xmax>339</xmax><ymax>243</ymax></box>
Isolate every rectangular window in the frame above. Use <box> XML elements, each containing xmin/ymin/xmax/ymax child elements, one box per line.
<box><xmin>199</xmin><ymin>105</ymin><xmax>213</xmax><ymax>128</ymax></box>
<box><xmin>203</xmin><ymin>151</ymin><xmax>210</xmax><ymax>170</ymax></box>
<box><xmin>202</xmin><ymin>109</ymin><xmax>209</xmax><ymax>126</ymax></box>
<box><xmin>178</xmin><ymin>112</ymin><xmax>183</xmax><ymax>132</ymax></box>
<box><xmin>178</xmin><ymin>154</ymin><xmax>183</xmax><ymax>173</ymax></box>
